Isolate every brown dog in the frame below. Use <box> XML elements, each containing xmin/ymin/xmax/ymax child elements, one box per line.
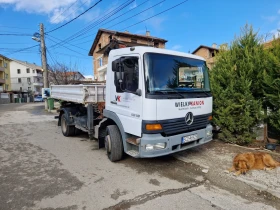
<box><xmin>228</xmin><ymin>152</ymin><xmax>280</xmax><ymax>175</ymax></box>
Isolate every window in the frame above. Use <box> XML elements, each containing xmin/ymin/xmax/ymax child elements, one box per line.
<box><xmin>33</xmin><ymin>70</ymin><xmax>35</xmax><ymax>73</ymax></box>
<box><xmin>26</xmin><ymin>68</ymin><xmax>30</xmax><ymax>73</ymax></box>
<box><xmin>99</xmin><ymin>58</ymin><xmax>103</xmax><ymax>67</ymax></box>
<box><xmin>5</xmin><ymin>84</ymin><xmax>8</xmax><ymax>90</ymax></box>
<box><xmin>131</xmin><ymin>38</ymin><xmax>137</xmax><ymax>43</ymax></box>
<box><xmin>17</xmin><ymin>69</ymin><xmax>21</xmax><ymax>74</ymax></box>
<box><xmin>28</xmin><ymin>87</ymin><xmax>31</xmax><ymax>91</ymax></box>
<box><xmin>113</xmin><ymin>57</ymin><xmax>139</xmax><ymax>93</ymax></box>
<box><xmin>4</xmin><ymin>63</ymin><xmax>7</xmax><ymax>68</ymax></box>
<box><xmin>37</xmin><ymin>77</ymin><xmax>40</xmax><ymax>82</ymax></box>
<box><xmin>154</xmin><ymin>42</ymin><xmax>159</xmax><ymax>48</ymax></box>
<box><xmin>20</xmin><ymin>87</ymin><xmax>22</xmax><ymax>92</ymax></box>
<box><xmin>98</xmin><ymin>43</ymin><xmax>101</xmax><ymax>50</ymax></box>
<box><xmin>18</xmin><ymin>78</ymin><xmax>22</xmax><ymax>83</ymax></box>
<box><xmin>5</xmin><ymin>74</ymin><xmax>8</xmax><ymax>79</ymax></box>
<box><xmin>27</xmin><ymin>78</ymin><xmax>31</xmax><ymax>83</ymax></box>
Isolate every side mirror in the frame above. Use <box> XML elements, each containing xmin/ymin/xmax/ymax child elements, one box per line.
<box><xmin>112</xmin><ymin>60</ymin><xmax>118</xmax><ymax>72</ymax></box>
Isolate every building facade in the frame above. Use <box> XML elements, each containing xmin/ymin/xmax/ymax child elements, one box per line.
<box><xmin>192</xmin><ymin>44</ymin><xmax>220</xmax><ymax>70</ymax></box>
<box><xmin>0</xmin><ymin>54</ymin><xmax>12</xmax><ymax>92</ymax></box>
<box><xmin>88</xmin><ymin>29</ymin><xmax>168</xmax><ymax>81</ymax></box>
<box><xmin>10</xmin><ymin>60</ymin><xmax>43</xmax><ymax>95</ymax></box>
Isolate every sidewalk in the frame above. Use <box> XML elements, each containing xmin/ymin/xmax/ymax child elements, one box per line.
<box><xmin>173</xmin><ymin>140</ymin><xmax>280</xmax><ymax>199</ymax></box>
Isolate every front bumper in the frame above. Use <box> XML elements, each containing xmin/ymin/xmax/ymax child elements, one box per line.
<box><xmin>137</xmin><ymin>125</ymin><xmax>213</xmax><ymax>158</ymax></box>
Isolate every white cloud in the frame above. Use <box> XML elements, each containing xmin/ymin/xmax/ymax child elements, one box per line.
<box><xmin>0</xmin><ymin>0</ymin><xmax>90</xmax><ymax>24</ymax></box>
<box><xmin>261</xmin><ymin>15</ymin><xmax>277</xmax><ymax>22</ymax></box>
<box><xmin>170</xmin><ymin>45</ymin><xmax>182</xmax><ymax>50</ymax></box>
<box><xmin>84</xmin><ymin>75</ymin><xmax>94</xmax><ymax>79</ymax></box>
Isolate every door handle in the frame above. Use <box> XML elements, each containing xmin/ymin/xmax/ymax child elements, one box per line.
<box><xmin>111</xmin><ymin>101</ymin><xmax>117</xmax><ymax>104</ymax></box>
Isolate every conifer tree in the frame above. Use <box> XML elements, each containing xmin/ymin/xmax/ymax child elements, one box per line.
<box><xmin>210</xmin><ymin>25</ymin><xmax>264</xmax><ymax>144</ymax></box>
<box><xmin>263</xmin><ymin>37</ymin><xmax>280</xmax><ymax>133</ymax></box>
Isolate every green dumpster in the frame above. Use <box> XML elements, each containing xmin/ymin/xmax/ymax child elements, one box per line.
<box><xmin>15</xmin><ymin>98</ymin><xmax>19</xmax><ymax>103</ymax></box>
<box><xmin>47</xmin><ymin>98</ymin><xmax>54</xmax><ymax>110</ymax></box>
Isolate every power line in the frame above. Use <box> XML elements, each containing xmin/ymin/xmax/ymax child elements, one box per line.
<box><xmin>46</xmin><ymin>34</ymin><xmax>88</xmax><ymax>51</ymax></box>
<box><xmin>0</xmin><ymin>33</ymin><xmax>33</xmax><ymax>36</ymax></box>
<box><xmin>122</xmin><ymin>0</ymin><xmax>188</xmax><ymax>30</ymax></box>
<box><xmin>46</xmin><ymin>0</ymin><xmax>103</xmax><ymax>33</ymax></box>
<box><xmin>48</xmin><ymin>0</ymin><xmax>134</xmax><ymax>49</ymax></box>
<box><xmin>46</xmin><ymin>36</ymin><xmax>85</xmax><ymax>56</ymax></box>
<box><xmin>5</xmin><ymin>44</ymin><xmax>40</xmax><ymax>56</ymax></box>
<box><xmin>0</xmin><ymin>25</ymin><xmax>34</xmax><ymax>30</ymax></box>
<box><xmin>70</xmin><ymin>0</ymin><xmax>150</xmax><ymax>43</ymax></box>
<box><xmin>50</xmin><ymin>0</ymin><xmax>80</xmax><ymax>24</ymax></box>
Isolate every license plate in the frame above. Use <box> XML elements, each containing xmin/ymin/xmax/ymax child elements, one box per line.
<box><xmin>182</xmin><ymin>134</ymin><xmax>198</xmax><ymax>144</ymax></box>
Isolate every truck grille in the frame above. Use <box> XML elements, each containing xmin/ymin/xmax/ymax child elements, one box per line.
<box><xmin>161</xmin><ymin>114</ymin><xmax>210</xmax><ymax>136</ymax></box>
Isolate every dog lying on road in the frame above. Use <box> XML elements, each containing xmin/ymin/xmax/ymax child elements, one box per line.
<box><xmin>228</xmin><ymin>152</ymin><xmax>280</xmax><ymax>175</ymax></box>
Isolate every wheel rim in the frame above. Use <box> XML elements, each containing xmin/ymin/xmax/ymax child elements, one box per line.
<box><xmin>61</xmin><ymin>116</ymin><xmax>67</xmax><ymax>134</ymax></box>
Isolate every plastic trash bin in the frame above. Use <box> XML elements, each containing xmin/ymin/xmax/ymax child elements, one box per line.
<box><xmin>47</xmin><ymin>98</ymin><xmax>54</xmax><ymax>110</ymax></box>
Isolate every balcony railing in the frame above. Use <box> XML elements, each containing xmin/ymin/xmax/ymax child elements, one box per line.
<box><xmin>0</xmin><ymin>66</ymin><xmax>5</xmax><ymax>72</ymax></box>
<box><xmin>0</xmin><ymin>78</ymin><xmax>5</xmax><ymax>84</ymax></box>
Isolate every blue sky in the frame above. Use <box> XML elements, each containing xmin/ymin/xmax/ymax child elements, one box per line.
<box><xmin>0</xmin><ymin>0</ymin><xmax>280</xmax><ymax>78</ymax></box>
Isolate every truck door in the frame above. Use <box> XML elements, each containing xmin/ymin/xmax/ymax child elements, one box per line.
<box><xmin>109</xmin><ymin>55</ymin><xmax>143</xmax><ymax>137</ymax></box>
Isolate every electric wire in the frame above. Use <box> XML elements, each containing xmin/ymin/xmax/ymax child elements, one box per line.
<box><xmin>50</xmin><ymin>0</ymin><xmax>80</xmax><ymax>24</ymax></box>
<box><xmin>46</xmin><ymin>0</ymin><xmax>103</xmax><ymax>33</ymax></box>
<box><xmin>5</xmin><ymin>44</ymin><xmax>40</xmax><ymax>56</ymax></box>
<box><xmin>48</xmin><ymin>0</ymin><xmax>134</xmax><ymax>49</ymax></box>
<box><xmin>46</xmin><ymin>36</ymin><xmax>85</xmax><ymax>56</ymax></box>
<box><xmin>121</xmin><ymin>0</ymin><xmax>188</xmax><ymax>31</ymax></box>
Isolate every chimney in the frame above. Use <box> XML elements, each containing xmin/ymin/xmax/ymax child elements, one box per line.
<box><xmin>212</xmin><ymin>43</ymin><xmax>217</xmax><ymax>48</ymax></box>
<box><xmin>146</xmin><ymin>30</ymin><xmax>150</xmax><ymax>36</ymax></box>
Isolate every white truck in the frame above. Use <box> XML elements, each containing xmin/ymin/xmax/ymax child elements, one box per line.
<box><xmin>51</xmin><ymin>46</ymin><xmax>213</xmax><ymax>162</ymax></box>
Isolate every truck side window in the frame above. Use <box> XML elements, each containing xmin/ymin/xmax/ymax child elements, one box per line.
<box><xmin>113</xmin><ymin>57</ymin><xmax>139</xmax><ymax>93</ymax></box>
<box><xmin>123</xmin><ymin>57</ymin><xmax>139</xmax><ymax>92</ymax></box>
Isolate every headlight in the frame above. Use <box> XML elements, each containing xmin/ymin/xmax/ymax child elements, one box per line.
<box><xmin>145</xmin><ymin>143</ymin><xmax>166</xmax><ymax>150</ymax></box>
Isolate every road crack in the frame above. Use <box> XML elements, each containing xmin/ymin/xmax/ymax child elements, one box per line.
<box><xmin>103</xmin><ymin>181</ymin><xmax>205</xmax><ymax>210</ymax></box>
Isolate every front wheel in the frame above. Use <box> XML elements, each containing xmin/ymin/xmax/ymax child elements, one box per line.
<box><xmin>105</xmin><ymin>125</ymin><xmax>124</xmax><ymax>162</ymax></box>
<box><xmin>61</xmin><ymin>113</ymin><xmax>75</xmax><ymax>137</ymax></box>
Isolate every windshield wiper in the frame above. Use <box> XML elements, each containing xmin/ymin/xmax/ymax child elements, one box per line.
<box><xmin>151</xmin><ymin>90</ymin><xmax>185</xmax><ymax>99</ymax></box>
<box><xmin>165</xmin><ymin>88</ymin><xmax>185</xmax><ymax>99</ymax></box>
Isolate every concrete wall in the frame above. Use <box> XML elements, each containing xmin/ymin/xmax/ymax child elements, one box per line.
<box><xmin>0</xmin><ymin>93</ymin><xmax>10</xmax><ymax>104</ymax></box>
<box><xmin>10</xmin><ymin>61</ymin><xmax>43</xmax><ymax>93</ymax></box>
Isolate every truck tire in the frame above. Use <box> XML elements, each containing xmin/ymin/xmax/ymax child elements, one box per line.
<box><xmin>105</xmin><ymin>125</ymin><xmax>124</xmax><ymax>162</ymax></box>
<box><xmin>61</xmin><ymin>113</ymin><xmax>75</xmax><ymax>137</ymax></box>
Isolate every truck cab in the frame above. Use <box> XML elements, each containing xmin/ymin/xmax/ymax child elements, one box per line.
<box><xmin>103</xmin><ymin>46</ymin><xmax>212</xmax><ymax>160</ymax></box>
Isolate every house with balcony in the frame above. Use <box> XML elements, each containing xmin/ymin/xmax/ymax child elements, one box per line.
<box><xmin>10</xmin><ymin>59</ymin><xmax>43</xmax><ymax>95</ymax></box>
<box><xmin>0</xmin><ymin>54</ymin><xmax>12</xmax><ymax>92</ymax></box>
<box><xmin>88</xmin><ymin>29</ymin><xmax>168</xmax><ymax>81</ymax></box>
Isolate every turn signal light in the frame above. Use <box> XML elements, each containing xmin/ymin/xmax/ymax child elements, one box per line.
<box><xmin>208</xmin><ymin>116</ymin><xmax>213</xmax><ymax>121</ymax></box>
<box><xmin>146</xmin><ymin>124</ymin><xmax>162</xmax><ymax>131</ymax></box>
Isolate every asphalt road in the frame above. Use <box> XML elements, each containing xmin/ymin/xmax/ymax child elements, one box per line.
<box><xmin>0</xmin><ymin>103</ymin><xmax>280</xmax><ymax>210</ymax></box>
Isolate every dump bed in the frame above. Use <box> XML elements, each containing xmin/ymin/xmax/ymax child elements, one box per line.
<box><xmin>50</xmin><ymin>84</ymin><xmax>106</xmax><ymax>104</ymax></box>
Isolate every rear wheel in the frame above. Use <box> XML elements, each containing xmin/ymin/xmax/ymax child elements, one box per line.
<box><xmin>105</xmin><ymin>125</ymin><xmax>124</xmax><ymax>162</ymax></box>
<box><xmin>61</xmin><ymin>113</ymin><xmax>75</xmax><ymax>137</ymax></box>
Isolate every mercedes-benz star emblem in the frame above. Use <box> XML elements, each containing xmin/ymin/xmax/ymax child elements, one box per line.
<box><xmin>185</xmin><ymin>112</ymin><xmax>194</xmax><ymax>125</ymax></box>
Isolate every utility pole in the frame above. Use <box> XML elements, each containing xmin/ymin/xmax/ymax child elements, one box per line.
<box><xmin>39</xmin><ymin>23</ymin><xmax>48</xmax><ymax>109</ymax></box>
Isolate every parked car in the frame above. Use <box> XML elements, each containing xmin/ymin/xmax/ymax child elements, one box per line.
<box><xmin>34</xmin><ymin>95</ymin><xmax>44</xmax><ymax>102</ymax></box>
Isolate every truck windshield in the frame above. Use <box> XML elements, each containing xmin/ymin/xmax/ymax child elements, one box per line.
<box><xmin>144</xmin><ymin>53</ymin><xmax>210</xmax><ymax>95</ymax></box>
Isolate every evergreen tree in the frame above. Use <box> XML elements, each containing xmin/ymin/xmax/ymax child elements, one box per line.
<box><xmin>210</xmin><ymin>25</ymin><xmax>264</xmax><ymax>144</ymax></box>
<box><xmin>263</xmin><ymin>37</ymin><xmax>280</xmax><ymax>132</ymax></box>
